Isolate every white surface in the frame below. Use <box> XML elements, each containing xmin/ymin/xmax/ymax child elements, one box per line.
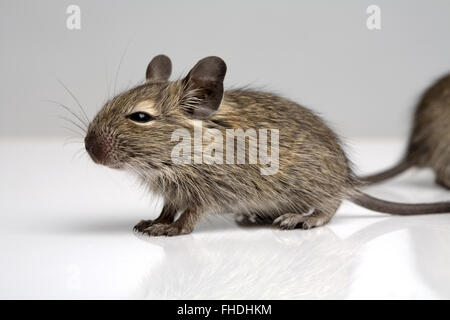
<box><xmin>0</xmin><ymin>137</ymin><xmax>449</xmax><ymax>299</ymax></box>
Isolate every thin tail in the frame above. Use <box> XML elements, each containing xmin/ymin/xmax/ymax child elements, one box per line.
<box><xmin>350</xmin><ymin>191</ymin><xmax>450</xmax><ymax>215</ymax></box>
<box><xmin>359</xmin><ymin>158</ymin><xmax>412</xmax><ymax>185</ymax></box>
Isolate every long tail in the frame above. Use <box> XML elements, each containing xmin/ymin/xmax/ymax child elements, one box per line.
<box><xmin>359</xmin><ymin>158</ymin><xmax>412</xmax><ymax>185</ymax></box>
<box><xmin>350</xmin><ymin>191</ymin><xmax>450</xmax><ymax>215</ymax></box>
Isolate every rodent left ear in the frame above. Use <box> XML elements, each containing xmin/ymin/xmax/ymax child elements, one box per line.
<box><xmin>181</xmin><ymin>56</ymin><xmax>227</xmax><ymax>119</ymax></box>
<box><xmin>146</xmin><ymin>54</ymin><xmax>172</xmax><ymax>82</ymax></box>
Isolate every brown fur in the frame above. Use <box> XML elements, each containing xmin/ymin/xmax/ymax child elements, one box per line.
<box><xmin>85</xmin><ymin>56</ymin><xmax>450</xmax><ymax>236</ymax></box>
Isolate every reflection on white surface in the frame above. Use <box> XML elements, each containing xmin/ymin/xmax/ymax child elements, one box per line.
<box><xmin>0</xmin><ymin>138</ymin><xmax>449</xmax><ymax>299</ymax></box>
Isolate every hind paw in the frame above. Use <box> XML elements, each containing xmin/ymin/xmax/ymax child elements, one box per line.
<box><xmin>235</xmin><ymin>214</ymin><xmax>272</xmax><ymax>226</ymax></box>
<box><xmin>273</xmin><ymin>213</ymin><xmax>329</xmax><ymax>230</ymax></box>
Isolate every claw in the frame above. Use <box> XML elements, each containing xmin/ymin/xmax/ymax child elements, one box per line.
<box><xmin>142</xmin><ymin>223</ymin><xmax>190</xmax><ymax>237</ymax></box>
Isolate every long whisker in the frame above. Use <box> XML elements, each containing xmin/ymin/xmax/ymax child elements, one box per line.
<box><xmin>78</xmin><ymin>152</ymin><xmax>88</xmax><ymax>161</ymax></box>
<box><xmin>105</xmin><ymin>69</ymin><xmax>112</xmax><ymax>103</ymax></box>
<box><xmin>74</xmin><ymin>147</ymin><xmax>88</xmax><ymax>161</ymax></box>
<box><xmin>128</xmin><ymin>165</ymin><xmax>147</xmax><ymax>182</ymax></box>
<box><xmin>46</xmin><ymin>99</ymin><xmax>88</xmax><ymax>129</ymax></box>
<box><xmin>57</xmin><ymin>79</ymin><xmax>90</xmax><ymax>123</ymax></box>
<box><xmin>113</xmin><ymin>38</ymin><xmax>133</xmax><ymax>95</ymax></box>
<box><xmin>62</xmin><ymin>131</ymin><xmax>84</xmax><ymax>142</ymax></box>
<box><xmin>64</xmin><ymin>141</ymin><xmax>84</xmax><ymax>147</ymax></box>
<box><xmin>72</xmin><ymin>147</ymin><xmax>86</xmax><ymax>161</ymax></box>
<box><xmin>63</xmin><ymin>135</ymin><xmax>84</xmax><ymax>146</ymax></box>
<box><xmin>125</xmin><ymin>161</ymin><xmax>146</xmax><ymax>179</ymax></box>
<box><xmin>58</xmin><ymin>115</ymin><xmax>87</xmax><ymax>134</ymax></box>
<box><xmin>59</xmin><ymin>123</ymin><xmax>85</xmax><ymax>137</ymax></box>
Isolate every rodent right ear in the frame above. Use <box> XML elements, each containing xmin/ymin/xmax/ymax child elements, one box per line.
<box><xmin>181</xmin><ymin>56</ymin><xmax>227</xmax><ymax>119</ymax></box>
<box><xmin>146</xmin><ymin>54</ymin><xmax>172</xmax><ymax>82</ymax></box>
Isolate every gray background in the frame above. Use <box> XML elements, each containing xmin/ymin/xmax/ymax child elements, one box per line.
<box><xmin>1</xmin><ymin>0</ymin><xmax>449</xmax><ymax>138</ymax></box>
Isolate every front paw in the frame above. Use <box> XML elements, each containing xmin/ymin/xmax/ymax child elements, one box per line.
<box><xmin>142</xmin><ymin>223</ymin><xmax>192</xmax><ymax>237</ymax></box>
<box><xmin>133</xmin><ymin>219</ymin><xmax>156</xmax><ymax>232</ymax></box>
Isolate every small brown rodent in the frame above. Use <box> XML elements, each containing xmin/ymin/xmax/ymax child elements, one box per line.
<box><xmin>84</xmin><ymin>55</ymin><xmax>450</xmax><ymax>236</ymax></box>
<box><xmin>361</xmin><ymin>73</ymin><xmax>450</xmax><ymax>189</ymax></box>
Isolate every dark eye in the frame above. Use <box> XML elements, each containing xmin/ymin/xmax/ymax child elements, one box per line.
<box><xmin>127</xmin><ymin>112</ymin><xmax>153</xmax><ymax>123</ymax></box>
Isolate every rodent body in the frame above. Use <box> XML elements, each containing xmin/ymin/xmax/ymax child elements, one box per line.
<box><xmin>146</xmin><ymin>90</ymin><xmax>357</xmax><ymax>231</ymax></box>
<box><xmin>85</xmin><ymin>55</ymin><xmax>450</xmax><ymax>236</ymax></box>
<box><xmin>362</xmin><ymin>74</ymin><xmax>450</xmax><ymax>188</ymax></box>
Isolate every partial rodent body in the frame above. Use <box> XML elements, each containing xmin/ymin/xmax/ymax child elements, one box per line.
<box><xmin>149</xmin><ymin>90</ymin><xmax>356</xmax><ymax>229</ymax></box>
<box><xmin>85</xmin><ymin>55</ymin><xmax>450</xmax><ymax>236</ymax></box>
<box><xmin>362</xmin><ymin>74</ymin><xmax>450</xmax><ymax>188</ymax></box>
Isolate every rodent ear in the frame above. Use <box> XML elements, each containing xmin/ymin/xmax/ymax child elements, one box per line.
<box><xmin>146</xmin><ymin>54</ymin><xmax>172</xmax><ymax>82</ymax></box>
<box><xmin>181</xmin><ymin>56</ymin><xmax>227</xmax><ymax>119</ymax></box>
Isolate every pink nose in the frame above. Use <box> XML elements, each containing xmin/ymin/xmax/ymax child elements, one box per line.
<box><xmin>85</xmin><ymin>132</ymin><xmax>108</xmax><ymax>165</ymax></box>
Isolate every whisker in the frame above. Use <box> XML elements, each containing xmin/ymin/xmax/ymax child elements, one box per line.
<box><xmin>72</xmin><ymin>147</ymin><xmax>86</xmax><ymax>161</ymax></box>
<box><xmin>76</xmin><ymin>150</ymin><xmax>87</xmax><ymax>161</ymax></box>
<box><xmin>46</xmin><ymin>99</ymin><xmax>88</xmax><ymax>129</ymax></box>
<box><xmin>63</xmin><ymin>134</ymin><xmax>83</xmax><ymax>143</ymax></box>
<box><xmin>57</xmin><ymin>79</ymin><xmax>90</xmax><ymax>124</ymax></box>
<box><xmin>105</xmin><ymin>69</ymin><xmax>112</xmax><ymax>103</ymax></box>
<box><xmin>126</xmin><ymin>163</ymin><xmax>147</xmax><ymax>181</ymax></box>
<box><xmin>63</xmin><ymin>140</ymin><xmax>84</xmax><ymax>147</ymax></box>
<box><xmin>113</xmin><ymin>38</ymin><xmax>133</xmax><ymax>95</ymax></box>
<box><xmin>58</xmin><ymin>115</ymin><xmax>87</xmax><ymax>134</ymax></box>
<box><xmin>60</xmin><ymin>125</ymin><xmax>84</xmax><ymax>138</ymax></box>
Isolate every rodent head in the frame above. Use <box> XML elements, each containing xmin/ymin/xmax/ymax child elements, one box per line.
<box><xmin>85</xmin><ymin>55</ymin><xmax>227</xmax><ymax>174</ymax></box>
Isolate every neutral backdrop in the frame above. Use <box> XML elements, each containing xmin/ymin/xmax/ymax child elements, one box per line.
<box><xmin>1</xmin><ymin>1</ymin><xmax>450</xmax><ymax>300</ymax></box>
<box><xmin>1</xmin><ymin>0</ymin><xmax>450</xmax><ymax>139</ymax></box>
